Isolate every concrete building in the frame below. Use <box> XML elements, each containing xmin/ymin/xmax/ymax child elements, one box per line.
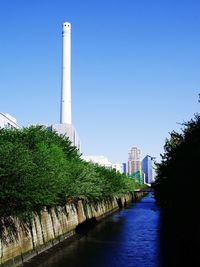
<box><xmin>142</xmin><ymin>155</ymin><xmax>154</xmax><ymax>184</ymax></box>
<box><xmin>49</xmin><ymin>123</ymin><xmax>81</xmax><ymax>150</ymax></box>
<box><xmin>128</xmin><ymin>147</ymin><xmax>142</xmax><ymax>183</ymax></box>
<box><xmin>82</xmin><ymin>155</ymin><xmax>124</xmax><ymax>173</ymax></box>
<box><xmin>82</xmin><ymin>155</ymin><xmax>112</xmax><ymax>168</ymax></box>
<box><xmin>112</xmin><ymin>163</ymin><xmax>123</xmax><ymax>173</ymax></box>
<box><xmin>50</xmin><ymin>22</ymin><xmax>81</xmax><ymax>151</ymax></box>
<box><xmin>0</xmin><ymin>113</ymin><xmax>20</xmax><ymax>129</ymax></box>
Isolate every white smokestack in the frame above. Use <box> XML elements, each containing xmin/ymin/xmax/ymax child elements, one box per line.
<box><xmin>60</xmin><ymin>22</ymin><xmax>71</xmax><ymax>124</ymax></box>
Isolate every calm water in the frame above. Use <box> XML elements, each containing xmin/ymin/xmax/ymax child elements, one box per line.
<box><xmin>24</xmin><ymin>193</ymin><xmax>163</xmax><ymax>267</ymax></box>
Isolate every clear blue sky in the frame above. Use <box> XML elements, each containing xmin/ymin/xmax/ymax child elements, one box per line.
<box><xmin>0</xmin><ymin>0</ymin><xmax>199</xmax><ymax>163</ymax></box>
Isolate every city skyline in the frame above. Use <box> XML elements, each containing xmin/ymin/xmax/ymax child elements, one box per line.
<box><xmin>0</xmin><ymin>0</ymin><xmax>200</xmax><ymax>163</ymax></box>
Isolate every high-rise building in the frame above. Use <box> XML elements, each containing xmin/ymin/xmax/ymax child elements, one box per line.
<box><xmin>0</xmin><ymin>113</ymin><xmax>20</xmax><ymax>129</ymax></box>
<box><xmin>122</xmin><ymin>163</ymin><xmax>127</xmax><ymax>174</ymax></box>
<box><xmin>142</xmin><ymin>155</ymin><xmax>153</xmax><ymax>184</ymax></box>
<box><xmin>128</xmin><ymin>147</ymin><xmax>142</xmax><ymax>183</ymax></box>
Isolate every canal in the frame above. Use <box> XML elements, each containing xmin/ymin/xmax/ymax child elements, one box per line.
<box><xmin>24</xmin><ymin>193</ymin><xmax>164</xmax><ymax>267</ymax></box>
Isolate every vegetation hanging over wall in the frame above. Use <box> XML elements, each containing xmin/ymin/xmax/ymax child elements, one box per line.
<box><xmin>0</xmin><ymin>126</ymin><xmax>136</xmax><ymax>239</ymax></box>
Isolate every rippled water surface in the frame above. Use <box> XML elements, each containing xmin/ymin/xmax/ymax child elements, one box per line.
<box><xmin>24</xmin><ymin>193</ymin><xmax>163</xmax><ymax>267</ymax></box>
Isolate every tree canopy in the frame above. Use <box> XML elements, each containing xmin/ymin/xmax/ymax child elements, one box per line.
<box><xmin>154</xmin><ymin>113</ymin><xmax>200</xmax><ymax>209</ymax></box>
<box><xmin>153</xmin><ymin>113</ymin><xmax>200</xmax><ymax>266</ymax></box>
<box><xmin>0</xmin><ymin>126</ymin><xmax>136</xmax><ymax>239</ymax></box>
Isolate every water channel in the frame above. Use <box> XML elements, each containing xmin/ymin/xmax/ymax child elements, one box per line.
<box><xmin>24</xmin><ymin>193</ymin><xmax>165</xmax><ymax>267</ymax></box>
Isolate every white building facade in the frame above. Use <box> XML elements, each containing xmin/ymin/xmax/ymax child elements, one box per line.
<box><xmin>0</xmin><ymin>113</ymin><xmax>20</xmax><ymax>129</ymax></box>
<box><xmin>82</xmin><ymin>155</ymin><xmax>112</xmax><ymax>168</ymax></box>
<box><xmin>111</xmin><ymin>163</ymin><xmax>124</xmax><ymax>173</ymax></box>
<box><xmin>82</xmin><ymin>155</ymin><xmax>124</xmax><ymax>173</ymax></box>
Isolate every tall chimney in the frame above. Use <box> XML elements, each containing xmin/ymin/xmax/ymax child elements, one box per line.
<box><xmin>60</xmin><ymin>22</ymin><xmax>71</xmax><ymax>124</ymax></box>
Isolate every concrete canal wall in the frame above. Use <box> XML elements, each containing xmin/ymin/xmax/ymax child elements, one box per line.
<box><xmin>0</xmin><ymin>192</ymin><xmax>144</xmax><ymax>267</ymax></box>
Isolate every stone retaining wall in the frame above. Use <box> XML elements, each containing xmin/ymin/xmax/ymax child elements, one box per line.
<box><xmin>0</xmin><ymin>192</ymin><xmax>143</xmax><ymax>267</ymax></box>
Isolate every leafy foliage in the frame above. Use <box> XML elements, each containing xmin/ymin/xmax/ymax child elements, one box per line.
<box><xmin>153</xmin><ymin>114</ymin><xmax>200</xmax><ymax>209</ymax></box>
<box><xmin>0</xmin><ymin>126</ymin><xmax>135</xmax><ymax>240</ymax></box>
<box><xmin>153</xmin><ymin>114</ymin><xmax>200</xmax><ymax>266</ymax></box>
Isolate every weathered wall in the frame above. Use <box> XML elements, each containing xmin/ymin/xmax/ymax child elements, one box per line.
<box><xmin>0</xmin><ymin>192</ymin><xmax>143</xmax><ymax>267</ymax></box>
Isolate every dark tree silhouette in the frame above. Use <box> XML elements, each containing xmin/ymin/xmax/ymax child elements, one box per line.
<box><xmin>154</xmin><ymin>114</ymin><xmax>200</xmax><ymax>266</ymax></box>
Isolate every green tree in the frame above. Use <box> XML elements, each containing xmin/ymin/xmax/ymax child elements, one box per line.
<box><xmin>0</xmin><ymin>125</ymin><xmax>138</xmax><ymax>241</ymax></box>
<box><xmin>154</xmin><ymin>114</ymin><xmax>200</xmax><ymax>208</ymax></box>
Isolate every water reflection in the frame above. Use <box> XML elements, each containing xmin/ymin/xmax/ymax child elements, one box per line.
<box><xmin>24</xmin><ymin>194</ymin><xmax>163</xmax><ymax>267</ymax></box>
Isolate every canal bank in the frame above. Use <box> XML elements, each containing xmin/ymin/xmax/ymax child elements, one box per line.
<box><xmin>0</xmin><ymin>192</ymin><xmax>145</xmax><ymax>267</ymax></box>
<box><xmin>23</xmin><ymin>193</ymin><xmax>162</xmax><ymax>267</ymax></box>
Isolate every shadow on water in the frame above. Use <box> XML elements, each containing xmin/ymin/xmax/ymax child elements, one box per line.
<box><xmin>159</xmin><ymin>205</ymin><xmax>200</xmax><ymax>267</ymax></box>
<box><xmin>75</xmin><ymin>217</ymin><xmax>97</xmax><ymax>235</ymax></box>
